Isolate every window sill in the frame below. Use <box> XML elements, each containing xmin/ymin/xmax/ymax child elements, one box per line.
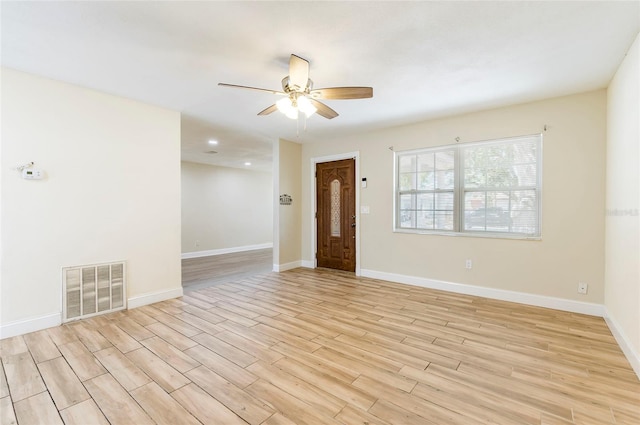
<box><xmin>393</xmin><ymin>228</ymin><xmax>542</xmax><ymax>241</ymax></box>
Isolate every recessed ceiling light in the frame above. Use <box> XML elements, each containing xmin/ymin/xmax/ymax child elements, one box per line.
<box><xmin>208</xmin><ymin>140</ymin><xmax>218</xmax><ymax>145</ymax></box>
<box><xmin>244</xmin><ymin>162</ymin><xmax>251</xmax><ymax>166</ymax></box>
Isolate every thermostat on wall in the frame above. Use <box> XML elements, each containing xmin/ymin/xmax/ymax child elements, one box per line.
<box><xmin>22</xmin><ymin>168</ymin><xmax>44</xmax><ymax>180</ymax></box>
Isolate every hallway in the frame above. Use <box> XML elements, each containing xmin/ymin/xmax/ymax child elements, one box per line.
<box><xmin>181</xmin><ymin>249</ymin><xmax>273</xmax><ymax>291</ymax></box>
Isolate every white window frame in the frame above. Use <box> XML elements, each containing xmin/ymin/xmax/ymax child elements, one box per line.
<box><xmin>393</xmin><ymin>134</ymin><xmax>543</xmax><ymax>239</ymax></box>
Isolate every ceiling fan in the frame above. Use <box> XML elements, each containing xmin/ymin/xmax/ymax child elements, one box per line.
<box><xmin>218</xmin><ymin>54</ymin><xmax>373</xmax><ymax>120</ymax></box>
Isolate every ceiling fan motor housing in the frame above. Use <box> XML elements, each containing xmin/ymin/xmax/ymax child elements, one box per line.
<box><xmin>282</xmin><ymin>76</ymin><xmax>313</xmax><ymax>94</ymax></box>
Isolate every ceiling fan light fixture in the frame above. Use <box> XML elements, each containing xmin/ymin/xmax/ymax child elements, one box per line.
<box><xmin>276</xmin><ymin>97</ymin><xmax>298</xmax><ymax>119</ymax></box>
<box><xmin>297</xmin><ymin>95</ymin><xmax>317</xmax><ymax>118</ymax></box>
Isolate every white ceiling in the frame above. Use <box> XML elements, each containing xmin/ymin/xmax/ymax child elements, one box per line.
<box><xmin>2</xmin><ymin>1</ymin><xmax>639</xmax><ymax>172</ymax></box>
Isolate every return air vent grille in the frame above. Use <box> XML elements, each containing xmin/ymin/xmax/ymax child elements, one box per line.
<box><xmin>62</xmin><ymin>261</ymin><xmax>126</xmax><ymax>322</ymax></box>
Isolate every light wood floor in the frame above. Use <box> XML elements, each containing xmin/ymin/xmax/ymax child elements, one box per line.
<box><xmin>1</xmin><ymin>268</ymin><xmax>639</xmax><ymax>425</ymax></box>
<box><xmin>182</xmin><ymin>249</ymin><xmax>273</xmax><ymax>290</ymax></box>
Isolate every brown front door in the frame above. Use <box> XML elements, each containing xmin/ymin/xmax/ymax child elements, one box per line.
<box><xmin>316</xmin><ymin>159</ymin><xmax>356</xmax><ymax>272</ymax></box>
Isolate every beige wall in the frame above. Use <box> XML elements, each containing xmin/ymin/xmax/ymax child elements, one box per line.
<box><xmin>605</xmin><ymin>33</ymin><xmax>640</xmax><ymax>364</ymax></box>
<box><xmin>274</xmin><ymin>139</ymin><xmax>302</xmax><ymax>268</ymax></box>
<box><xmin>181</xmin><ymin>161</ymin><xmax>272</xmax><ymax>253</ymax></box>
<box><xmin>1</xmin><ymin>68</ymin><xmax>182</xmax><ymax>333</ymax></box>
<box><xmin>302</xmin><ymin>90</ymin><xmax>606</xmax><ymax>303</ymax></box>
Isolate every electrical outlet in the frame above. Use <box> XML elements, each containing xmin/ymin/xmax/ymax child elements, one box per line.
<box><xmin>578</xmin><ymin>282</ymin><xmax>588</xmax><ymax>294</ymax></box>
<box><xmin>465</xmin><ymin>259</ymin><xmax>472</xmax><ymax>269</ymax></box>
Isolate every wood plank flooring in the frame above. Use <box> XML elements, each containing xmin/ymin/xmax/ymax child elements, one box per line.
<box><xmin>181</xmin><ymin>249</ymin><xmax>272</xmax><ymax>290</ymax></box>
<box><xmin>1</xmin><ymin>268</ymin><xmax>639</xmax><ymax>425</ymax></box>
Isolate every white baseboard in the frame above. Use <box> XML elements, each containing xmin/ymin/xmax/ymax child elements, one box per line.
<box><xmin>360</xmin><ymin>269</ymin><xmax>605</xmax><ymax>317</ymax></box>
<box><xmin>182</xmin><ymin>243</ymin><xmax>273</xmax><ymax>259</ymax></box>
<box><xmin>1</xmin><ymin>287</ymin><xmax>184</xmax><ymax>340</ymax></box>
<box><xmin>128</xmin><ymin>287</ymin><xmax>184</xmax><ymax>309</ymax></box>
<box><xmin>0</xmin><ymin>312</ymin><xmax>61</xmax><ymax>340</ymax></box>
<box><xmin>273</xmin><ymin>261</ymin><xmax>302</xmax><ymax>272</ymax></box>
<box><xmin>604</xmin><ymin>308</ymin><xmax>640</xmax><ymax>379</ymax></box>
<box><xmin>301</xmin><ymin>260</ymin><xmax>315</xmax><ymax>269</ymax></box>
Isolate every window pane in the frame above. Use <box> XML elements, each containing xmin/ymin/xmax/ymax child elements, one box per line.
<box><xmin>513</xmin><ymin>141</ymin><xmax>537</xmax><ymax>164</ymax></box>
<box><xmin>417</xmin><ymin>211</ymin><xmax>434</xmax><ymax>229</ymax></box>
<box><xmin>487</xmin><ymin>191</ymin><xmax>510</xmax><ymax>211</ymax></box>
<box><xmin>511</xmin><ymin>211</ymin><xmax>536</xmax><ymax>234</ymax></box>
<box><xmin>399</xmin><ymin>172</ymin><xmax>416</xmax><ymax>191</ymax></box>
<box><xmin>466</xmin><ymin>208</ymin><xmax>512</xmax><ymax>232</ymax></box>
<box><xmin>486</xmin><ymin>167</ymin><xmax>515</xmax><ymax>188</ymax></box>
<box><xmin>399</xmin><ymin>210</ymin><xmax>415</xmax><ymax>228</ymax></box>
<box><xmin>435</xmin><ymin>170</ymin><xmax>454</xmax><ymax>190</ymax></box>
<box><xmin>417</xmin><ymin>172</ymin><xmax>434</xmax><ymax>190</ymax></box>
<box><xmin>435</xmin><ymin>150</ymin><xmax>454</xmax><ymax>170</ymax></box>
<box><xmin>463</xmin><ymin>141</ymin><xmax>538</xmax><ymax>190</ymax></box>
<box><xmin>330</xmin><ymin>179</ymin><xmax>341</xmax><ymax>237</ymax></box>
<box><xmin>417</xmin><ymin>193</ymin><xmax>434</xmax><ymax>210</ymax></box>
<box><xmin>399</xmin><ymin>155</ymin><xmax>416</xmax><ymax>173</ymax></box>
<box><xmin>464</xmin><ymin>167</ymin><xmax>485</xmax><ymax>188</ymax></box>
<box><xmin>400</xmin><ymin>194</ymin><xmax>414</xmax><ymax>210</ymax></box>
<box><xmin>511</xmin><ymin>190</ymin><xmax>538</xmax><ymax>234</ymax></box>
<box><xmin>485</xmin><ymin>191</ymin><xmax>511</xmax><ymax>231</ymax></box>
<box><xmin>435</xmin><ymin>211</ymin><xmax>454</xmax><ymax>230</ymax></box>
<box><xmin>464</xmin><ymin>191</ymin><xmax>486</xmax><ymax>231</ymax></box>
<box><xmin>464</xmin><ymin>146</ymin><xmax>488</xmax><ymax>169</ymax></box>
<box><xmin>460</xmin><ymin>137</ymin><xmax>540</xmax><ymax>235</ymax></box>
<box><xmin>486</xmin><ymin>210</ymin><xmax>511</xmax><ymax>232</ymax></box>
<box><xmin>417</xmin><ymin>153</ymin><xmax>434</xmax><ymax>172</ymax></box>
<box><xmin>399</xmin><ymin>192</ymin><xmax>416</xmax><ymax>229</ymax></box>
<box><xmin>511</xmin><ymin>190</ymin><xmax>537</xmax><ymax>212</ymax></box>
<box><xmin>436</xmin><ymin>192</ymin><xmax>454</xmax><ymax>211</ymax></box>
<box><xmin>512</xmin><ymin>163</ymin><xmax>537</xmax><ymax>187</ymax></box>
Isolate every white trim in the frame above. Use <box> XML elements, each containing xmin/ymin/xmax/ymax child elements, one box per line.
<box><xmin>604</xmin><ymin>308</ymin><xmax>640</xmax><ymax>379</ymax></box>
<box><xmin>300</xmin><ymin>260</ymin><xmax>315</xmax><ymax>269</ymax></box>
<box><xmin>2</xmin><ymin>286</ymin><xmax>185</xmax><ymax>339</ymax></box>
<box><xmin>273</xmin><ymin>139</ymin><xmax>281</xmax><ymax>268</ymax></box>
<box><xmin>181</xmin><ymin>243</ymin><xmax>273</xmax><ymax>259</ymax></box>
<box><xmin>273</xmin><ymin>261</ymin><xmax>302</xmax><ymax>272</ymax></box>
<box><xmin>360</xmin><ymin>269</ymin><xmax>605</xmax><ymax>317</ymax></box>
<box><xmin>0</xmin><ymin>313</ymin><xmax>61</xmax><ymax>340</ymax></box>
<box><xmin>127</xmin><ymin>287</ymin><xmax>184</xmax><ymax>309</ymax></box>
<box><xmin>310</xmin><ymin>152</ymin><xmax>361</xmax><ymax>275</ymax></box>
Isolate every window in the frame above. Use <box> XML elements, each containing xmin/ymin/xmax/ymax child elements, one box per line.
<box><xmin>330</xmin><ymin>179</ymin><xmax>341</xmax><ymax>237</ymax></box>
<box><xmin>395</xmin><ymin>134</ymin><xmax>542</xmax><ymax>238</ymax></box>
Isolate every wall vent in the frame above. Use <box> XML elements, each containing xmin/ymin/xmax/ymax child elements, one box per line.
<box><xmin>62</xmin><ymin>261</ymin><xmax>126</xmax><ymax>322</ymax></box>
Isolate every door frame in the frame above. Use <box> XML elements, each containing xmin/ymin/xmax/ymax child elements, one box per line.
<box><xmin>310</xmin><ymin>152</ymin><xmax>360</xmax><ymax>276</ymax></box>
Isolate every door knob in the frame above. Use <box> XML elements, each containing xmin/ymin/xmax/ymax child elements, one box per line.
<box><xmin>351</xmin><ymin>223</ymin><xmax>356</xmax><ymax>228</ymax></box>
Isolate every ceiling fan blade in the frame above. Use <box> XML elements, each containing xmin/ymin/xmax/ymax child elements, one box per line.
<box><xmin>218</xmin><ymin>83</ymin><xmax>285</xmax><ymax>96</ymax></box>
<box><xmin>288</xmin><ymin>54</ymin><xmax>310</xmax><ymax>90</ymax></box>
<box><xmin>257</xmin><ymin>104</ymin><xmax>278</xmax><ymax>116</ymax></box>
<box><xmin>310</xmin><ymin>99</ymin><xmax>339</xmax><ymax>119</ymax></box>
<box><xmin>310</xmin><ymin>87</ymin><xmax>373</xmax><ymax>100</ymax></box>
